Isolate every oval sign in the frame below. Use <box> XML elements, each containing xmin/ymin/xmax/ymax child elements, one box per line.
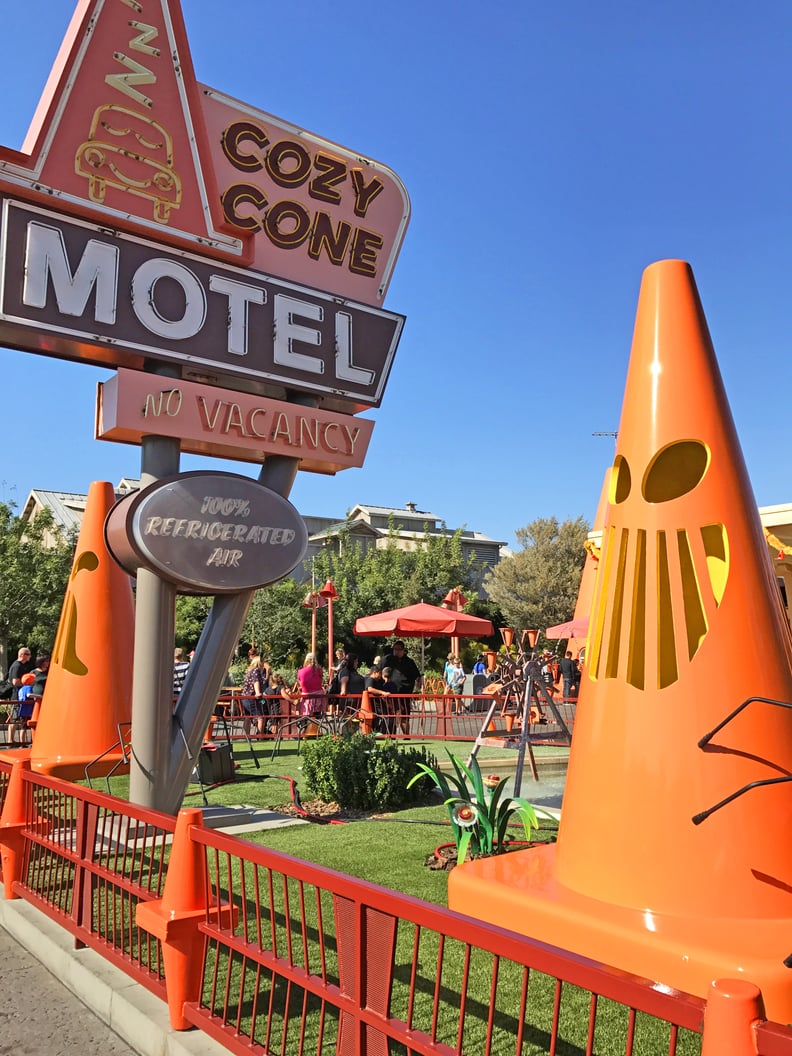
<box><xmin>105</xmin><ymin>471</ymin><xmax>308</xmax><ymax>594</ymax></box>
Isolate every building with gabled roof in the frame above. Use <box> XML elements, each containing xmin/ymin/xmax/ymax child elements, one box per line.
<box><xmin>298</xmin><ymin>502</ymin><xmax>505</xmax><ymax>593</ymax></box>
<box><xmin>19</xmin><ymin>487</ymin><xmax>506</xmax><ymax>594</ymax></box>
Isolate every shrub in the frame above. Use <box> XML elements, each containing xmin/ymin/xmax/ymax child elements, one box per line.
<box><xmin>301</xmin><ymin>733</ymin><xmax>438</xmax><ymax>811</ymax></box>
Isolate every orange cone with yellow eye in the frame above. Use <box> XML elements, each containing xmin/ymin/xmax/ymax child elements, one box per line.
<box><xmin>450</xmin><ymin>260</ymin><xmax>792</xmax><ymax>1019</ymax></box>
<box><xmin>29</xmin><ymin>481</ymin><xmax>135</xmax><ymax>779</ymax></box>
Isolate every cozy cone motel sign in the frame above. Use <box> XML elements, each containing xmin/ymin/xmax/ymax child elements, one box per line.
<box><xmin>0</xmin><ymin>0</ymin><xmax>409</xmax><ymax>475</ymax></box>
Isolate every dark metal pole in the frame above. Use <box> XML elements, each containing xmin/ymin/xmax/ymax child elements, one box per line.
<box><xmin>128</xmin><ymin>367</ymin><xmax>181</xmax><ymax>808</ymax></box>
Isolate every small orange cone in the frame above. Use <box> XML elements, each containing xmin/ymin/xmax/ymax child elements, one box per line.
<box><xmin>30</xmin><ymin>481</ymin><xmax>135</xmax><ymax>779</ymax></box>
<box><xmin>136</xmin><ymin>808</ymin><xmax>208</xmax><ymax>1029</ymax></box>
<box><xmin>0</xmin><ymin>758</ymin><xmax>31</xmax><ymax>899</ymax></box>
<box><xmin>359</xmin><ymin>689</ymin><xmax>374</xmax><ymax>734</ymax></box>
<box><xmin>450</xmin><ymin>261</ymin><xmax>792</xmax><ymax>1019</ymax></box>
<box><xmin>701</xmin><ymin>980</ymin><xmax>765</xmax><ymax>1056</ymax></box>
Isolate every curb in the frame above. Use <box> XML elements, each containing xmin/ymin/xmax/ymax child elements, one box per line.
<box><xmin>0</xmin><ymin>898</ymin><xmax>226</xmax><ymax>1056</ymax></box>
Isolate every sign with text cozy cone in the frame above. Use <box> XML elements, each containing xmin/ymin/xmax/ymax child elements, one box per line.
<box><xmin>30</xmin><ymin>481</ymin><xmax>135</xmax><ymax>779</ymax></box>
<box><xmin>449</xmin><ymin>260</ymin><xmax>792</xmax><ymax>1019</ymax></box>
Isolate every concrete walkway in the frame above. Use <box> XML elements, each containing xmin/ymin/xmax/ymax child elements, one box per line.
<box><xmin>0</xmin><ymin>898</ymin><xmax>226</xmax><ymax>1056</ymax></box>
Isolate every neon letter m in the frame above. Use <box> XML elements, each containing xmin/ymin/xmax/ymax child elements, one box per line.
<box><xmin>23</xmin><ymin>222</ymin><xmax>119</xmax><ymax>324</ymax></box>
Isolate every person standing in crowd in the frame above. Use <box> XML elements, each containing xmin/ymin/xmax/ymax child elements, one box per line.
<box><xmin>364</xmin><ymin>664</ymin><xmax>393</xmax><ymax>734</ymax></box>
<box><xmin>540</xmin><ymin>650</ymin><xmax>557</xmax><ymax>699</ymax></box>
<box><xmin>270</xmin><ymin>673</ymin><xmax>299</xmax><ymax>733</ymax></box>
<box><xmin>29</xmin><ymin>654</ymin><xmax>50</xmax><ymax>701</ymax></box>
<box><xmin>326</xmin><ymin>644</ymin><xmax>346</xmax><ymax>712</ymax></box>
<box><xmin>443</xmin><ymin>652</ymin><xmax>455</xmax><ymax>687</ymax></box>
<box><xmin>559</xmin><ymin>650</ymin><xmax>578</xmax><ymax>700</ymax></box>
<box><xmin>172</xmin><ymin>647</ymin><xmax>190</xmax><ymax>698</ymax></box>
<box><xmin>473</xmin><ymin>654</ymin><xmax>487</xmax><ymax>676</ymax></box>
<box><xmin>248</xmin><ymin>647</ymin><xmax>271</xmax><ymax>693</ymax></box>
<box><xmin>339</xmin><ymin>653</ymin><xmax>366</xmax><ymax>698</ymax></box>
<box><xmin>9</xmin><ymin>654</ymin><xmax>49</xmax><ymax>743</ymax></box>
<box><xmin>241</xmin><ymin>653</ymin><xmax>267</xmax><ymax>737</ymax></box>
<box><xmin>381</xmin><ymin>640</ymin><xmax>422</xmax><ymax>736</ymax></box>
<box><xmin>8</xmin><ymin>647</ymin><xmax>33</xmax><ymax>692</ymax></box>
<box><xmin>297</xmin><ymin>652</ymin><xmax>325</xmax><ymax>716</ymax></box>
<box><xmin>446</xmin><ymin>656</ymin><xmax>466</xmax><ymax>713</ymax></box>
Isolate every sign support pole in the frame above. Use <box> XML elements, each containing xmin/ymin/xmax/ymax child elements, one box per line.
<box><xmin>129</xmin><ymin>366</ymin><xmax>182</xmax><ymax>809</ymax></box>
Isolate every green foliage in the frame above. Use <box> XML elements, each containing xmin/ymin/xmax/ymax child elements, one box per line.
<box><xmin>242</xmin><ymin>577</ymin><xmax>313</xmax><ymax>669</ymax></box>
<box><xmin>408</xmin><ymin>750</ymin><xmax>544</xmax><ymax>865</ymax></box>
<box><xmin>485</xmin><ymin>516</ymin><xmax>589</xmax><ymax>639</ymax></box>
<box><xmin>174</xmin><ymin>595</ymin><xmax>212</xmax><ymax>649</ymax></box>
<box><xmin>0</xmin><ymin>502</ymin><xmax>76</xmax><ymax>667</ymax></box>
<box><xmin>301</xmin><ymin>733</ymin><xmax>438</xmax><ymax>811</ymax></box>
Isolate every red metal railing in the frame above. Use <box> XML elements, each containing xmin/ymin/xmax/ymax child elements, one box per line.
<box><xmin>189</xmin><ymin>823</ymin><xmax>705</xmax><ymax>1056</ymax></box>
<box><xmin>0</xmin><ymin>758</ymin><xmax>172</xmax><ymax>1001</ymax></box>
<box><xmin>212</xmin><ymin>691</ymin><xmax>576</xmax><ymax>744</ymax></box>
<box><xmin>1</xmin><ymin>755</ymin><xmax>792</xmax><ymax>1055</ymax></box>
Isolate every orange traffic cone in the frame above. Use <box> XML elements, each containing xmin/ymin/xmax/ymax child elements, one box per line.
<box><xmin>0</xmin><ymin>758</ymin><xmax>31</xmax><ymax>899</ymax></box>
<box><xmin>450</xmin><ymin>261</ymin><xmax>792</xmax><ymax>1019</ymax></box>
<box><xmin>567</xmin><ymin>470</ymin><xmax>609</xmax><ymax>661</ymax></box>
<box><xmin>359</xmin><ymin>689</ymin><xmax>374</xmax><ymax>734</ymax></box>
<box><xmin>136</xmin><ymin>808</ymin><xmax>208</xmax><ymax>1029</ymax></box>
<box><xmin>30</xmin><ymin>481</ymin><xmax>135</xmax><ymax>779</ymax></box>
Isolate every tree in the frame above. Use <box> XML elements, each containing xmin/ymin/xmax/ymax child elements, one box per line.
<box><xmin>242</xmin><ymin>577</ymin><xmax>316</xmax><ymax>674</ymax></box>
<box><xmin>174</xmin><ymin>595</ymin><xmax>212</xmax><ymax>650</ymax></box>
<box><xmin>0</xmin><ymin>502</ymin><xmax>76</xmax><ymax>675</ymax></box>
<box><xmin>484</xmin><ymin>516</ymin><xmax>589</xmax><ymax>638</ymax></box>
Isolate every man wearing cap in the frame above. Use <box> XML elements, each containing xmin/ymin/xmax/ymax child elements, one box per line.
<box><xmin>380</xmin><ymin>641</ymin><xmax>422</xmax><ymax>736</ymax></box>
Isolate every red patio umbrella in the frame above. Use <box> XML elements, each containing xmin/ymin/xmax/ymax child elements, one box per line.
<box><xmin>354</xmin><ymin>602</ymin><xmax>494</xmax><ymax>639</ymax></box>
<box><xmin>355</xmin><ymin>602</ymin><xmax>495</xmax><ymax>673</ymax></box>
<box><xmin>545</xmin><ymin>616</ymin><xmax>589</xmax><ymax>640</ymax></box>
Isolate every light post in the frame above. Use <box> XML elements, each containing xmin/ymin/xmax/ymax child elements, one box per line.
<box><xmin>318</xmin><ymin>579</ymin><xmax>339</xmax><ymax>668</ymax></box>
<box><xmin>301</xmin><ymin>590</ymin><xmax>326</xmax><ymax>657</ymax></box>
<box><xmin>442</xmin><ymin>586</ymin><xmax>468</xmax><ymax>658</ymax></box>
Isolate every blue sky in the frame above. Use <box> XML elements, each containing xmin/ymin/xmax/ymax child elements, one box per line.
<box><xmin>1</xmin><ymin>1</ymin><xmax>790</xmax><ymax>548</ymax></box>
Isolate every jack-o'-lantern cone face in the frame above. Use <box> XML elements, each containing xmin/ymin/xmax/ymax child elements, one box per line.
<box><xmin>589</xmin><ymin>438</ymin><xmax>728</xmax><ymax>691</ymax></box>
<box><xmin>583</xmin><ymin>260</ymin><xmax>769</xmax><ymax>697</ymax></box>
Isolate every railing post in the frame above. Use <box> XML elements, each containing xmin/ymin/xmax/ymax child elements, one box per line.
<box><xmin>0</xmin><ymin>758</ymin><xmax>31</xmax><ymax>899</ymax></box>
<box><xmin>334</xmin><ymin>895</ymin><xmax>396</xmax><ymax>1056</ymax></box>
<box><xmin>701</xmin><ymin>978</ymin><xmax>765</xmax><ymax>1056</ymax></box>
<box><xmin>135</xmin><ymin>807</ymin><xmax>208</xmax><ymax>1030</ymax></box>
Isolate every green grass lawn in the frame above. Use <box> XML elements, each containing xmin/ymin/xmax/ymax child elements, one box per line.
<box><xmin>100</xmin><ymin>737</ymin><xmax>559</xmax><ymax>905</ymax></box>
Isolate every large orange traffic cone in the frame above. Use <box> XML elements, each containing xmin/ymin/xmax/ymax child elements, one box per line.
<box><xmin>30</xmin><ymin>481</ymin><xmax>135</xmax><ymax>779</ymax></box>
<box><xmin>557</xmin><ymin>260</ymin><xmax>792</xmax><ymax>914</ymax></box>
<box><xmin>450</xmin><ymin>261</ymin><xmax>792</xmax><ymax>1019</ymax></box>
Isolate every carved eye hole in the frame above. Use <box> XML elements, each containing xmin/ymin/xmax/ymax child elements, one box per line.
<box><xmin>609</xmin><ymin>455</ymin><xmax>631</xmax><ymax>504</ymax></box>
<box><xmin>642</xmin><ymin>440</ymin><xmax>710</xmax><ymax>503</ymax></box>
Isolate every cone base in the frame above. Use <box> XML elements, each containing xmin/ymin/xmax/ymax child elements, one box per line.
<box><xmin>0</xmin><ymin>747</ymin><xmax>129</xmax><ymax>780</ymax></box>
<box><xmin>0</xmin><ymin>748</ymin><xmax>32</xmax><ymax>766</ymax></box>
<box><xmin>28</xmin><ymin>755</ymin><xmax>130</xmax><ymax>781</ymax></box>
<box><xmin>448</xmin><ymin>844</ymin><xmax>792</xmax><ymax>1021</ymax></box>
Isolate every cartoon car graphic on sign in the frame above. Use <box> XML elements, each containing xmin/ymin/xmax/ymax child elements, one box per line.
<box><xmin>75</xmin><ymin>105</ymin><xmax>182</xmax><ymax>224</ymax></box>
